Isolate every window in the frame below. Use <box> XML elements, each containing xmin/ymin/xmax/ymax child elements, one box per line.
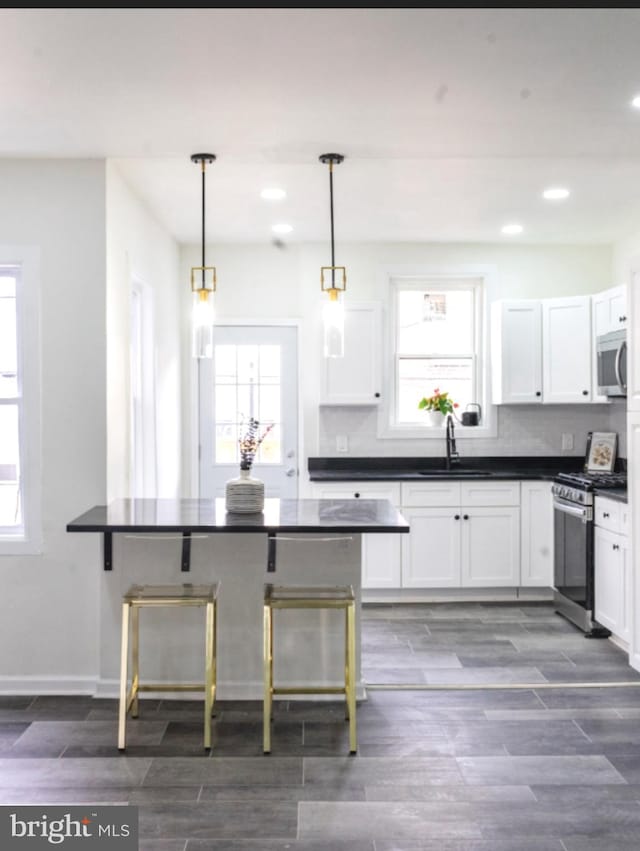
<box><xmin>0</xmin><ymin>252</ymin><xmax>40</xmax><ymax>552</ymax></box>
<box><xmin>213</xmin><ymin>344</ymin><xmax>282</xmax><ymax>465</ymax></box>
<box><xmin>0</xmin><ymin>269</ymin><xmax>21</xmax><ymax>531</ymax></box>
<box><xmin>392</xmin><ymin>277</ymin><xmax>483</xmax><ymax>426</ymax></box>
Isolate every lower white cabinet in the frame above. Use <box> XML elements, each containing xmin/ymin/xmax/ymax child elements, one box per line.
<box><xmin>401</xmin><ymin>508</ymin><xmax>461</xmax><ymax>587</ymax></box>
<box><xmin>520</xmin><ymin>481</ymin><xmax>554</xmax><ymax>587</ymax></box>
<box><xmin>309</xmin><ymin>482</ymin><xmax>402</xmax><ymax>588</ymax></box>
<box><xmin>594</xmin><ymin>495</ymin><xmax>630</xmax><ymax>643</ymax></box>
<box><xmin>310</xmin><ymin>477</ymin><xmax>555</xmax><ymax>592</ymax></box>
<box><xmin>461</xmin><ymin>507</ymin><xmax>520</xmax><ymax>587</ymax></box>
<box><xmin>402</xmin><ymin>504</ymin><xmax>520</xmax><ymax>589</ymax></box>
<box><xmin>594</xmin><ymin>526</ymin><xmax>630</xmax><ymax>642</ymax></box>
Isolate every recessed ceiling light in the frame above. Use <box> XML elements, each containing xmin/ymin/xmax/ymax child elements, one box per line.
<box><xmin>501</xmin><ymin>223</ymin><xmax>523</xmax><ymax>235</ymax></box>
<box><xmin>272</xmin><ymin>223</ymin><xmax>293</xmax><ymax>235</ymax></box>
<box><xmin>260</xmin><ymin>187</ymin><xmax>287</xmax><ymax>201</ymax></box>
<box><xmin>542</xmin><ymin>187</ymin><xmax>570</xmax><ymax>201</ymax></box>
<box><xmin>631</xmin><ymin>95</ymin><xmax>640</xmax><ymax>109</ymax></box>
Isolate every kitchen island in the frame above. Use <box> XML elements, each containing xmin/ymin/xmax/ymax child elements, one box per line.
<box><xmin>67</xmin><ymin>498</ymin><xmax>409</xmax><ymax>699</ymax></box>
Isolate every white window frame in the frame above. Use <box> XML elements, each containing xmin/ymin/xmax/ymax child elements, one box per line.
<box><xmin>377</xmin><ymin>264</ymin><xmax>497</xmax><ymax>440</ymax></box>
<box><xmin>0</xmin><ymin>246</ymin><xmax>42</xmax><ymax>554</ymax></box>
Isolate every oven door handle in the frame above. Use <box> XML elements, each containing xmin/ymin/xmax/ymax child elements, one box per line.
<box><xmin>553</xmin><ymin>499</ymin><xmax>590</xmax><ymax>522</ymax></box>
<box><xmin>615</xmin><ymin>341</ymin><xmax>627</xmax><ymax>393</ymax></box>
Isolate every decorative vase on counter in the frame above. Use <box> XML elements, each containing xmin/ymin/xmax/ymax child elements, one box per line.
<box><xmin>225</xmin><ymin>467</ymin><xmax>265</xmax><ymax>513</ymax></box>
<box><xmin>423</xmin><ymin>410</ymin><xmax>445</xmax><ymax>427</ymax></box>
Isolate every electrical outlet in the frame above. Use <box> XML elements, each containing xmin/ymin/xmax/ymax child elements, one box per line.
<box><xmin>336</xmin><ymin>434</ymin><xmax>349</xmax><ymax>453</ymax></box>
<box><xmin>562</xmin><ymin>432</ymin><xmax>574</xmax><ymax>451</ymax></box>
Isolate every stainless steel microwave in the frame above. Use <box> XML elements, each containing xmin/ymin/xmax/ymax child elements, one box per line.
<box><xmin>596</xmin><ymin>329</ymin><xmax>627</xmax><ymax>397</ymax></box>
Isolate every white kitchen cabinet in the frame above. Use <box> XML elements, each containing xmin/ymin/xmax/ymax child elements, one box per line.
<box><xmin>542</xmin><ymin>296</ymin><xmax>593</xmax><ymax>404</ymax></box>
<box><xmin>401</xmin><ymin>481</ymin><xmax>521</xmax><ymax>589</ymax></box>
<box><xmin>492</xmin><ymin>296</ymin><xmax>593</xmax><ymax>406</ymax></box>
<box><xmin>401</xmin><ymin>507</ymin><xmax>461</xmax><ymax>587</ymax></box>
<box><xmin>310</xmin><ymin>481</ymin><xmax>402</xmax><ymax>588</ymax></box>
<box><xmin>520</xmin><ymin>481</ymin><xmax>554</xmax><ymax>587</ymax></box>
<box><xmin>461</xmin><ymin>507</ymin><xmax>520</xmax><ymax>587</ymax></box>
<box><xmin>593</xmin><ymin>286</ymin><xmax>627</xmax><ymax>336</ymax></box>
<box><xmin>320</xmin><ymin>302</ymin><xmax>382</xmax><ymax>405</ymax></box>
<box><xmin>491</xmin><ymin>300</ymin><xmax>543</xmax><ymax>404</ymax></box>
<box><xmin>594</xmin><ymin>524</ymin><xmax>630</xmax><ymax>643</ymax></box>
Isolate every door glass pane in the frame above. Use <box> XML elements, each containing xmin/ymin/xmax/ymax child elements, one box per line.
<box><xmin>397</xmin><ymin>288</ymin><xmax>475</xmax><ymax>355</ymax></box>
<box><xmin>0</xmin><ymin>404</ymin><xmax>21</xmax><ymax>528</ymax></box>
<box><xmin>398</xmin><ymin>357</ymin><xmax>473</xmax><ymax>423</ymax></box>
<box><xmin>0</xmin><ymin>276</ymin><xmax>18</xmax><ymax>399</ymax></box>
<box><xmin>213</xmin><ymin>344</ymin><xmax>281</xmax><ymax>464</ymax></box>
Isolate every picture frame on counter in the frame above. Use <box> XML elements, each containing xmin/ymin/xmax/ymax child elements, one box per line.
<box><xmin>584</xmin><ymin>431</ymin><xmax>617</xmax><ymax>473</ymax></box>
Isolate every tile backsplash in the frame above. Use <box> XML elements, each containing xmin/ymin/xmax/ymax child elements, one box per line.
<box><xmin>319</xmin><ymin>399</ymin><xmax>628</xmax><ymax>459</ymax></box>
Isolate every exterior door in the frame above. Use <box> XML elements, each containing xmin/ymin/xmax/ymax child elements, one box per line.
<box><xmin>199</xmin><ymin>325</ymin><xmax>298</xmax><ymax>498</ymax></box>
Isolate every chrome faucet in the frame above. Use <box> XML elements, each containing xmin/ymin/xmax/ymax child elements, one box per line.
<box><xmin>445</xmin><ymin>414</ymin><xmax>460</xmax><ymax>469</ymax></box>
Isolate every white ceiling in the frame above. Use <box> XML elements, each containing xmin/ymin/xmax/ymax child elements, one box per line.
<box><xmin>5</xmin><ymin>8</ymin><xmax>640</xmax><ymax>243</ymax></box>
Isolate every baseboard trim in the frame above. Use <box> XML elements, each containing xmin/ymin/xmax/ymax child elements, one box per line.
<box><xmin>1</xmin><ymin>676</ymin><xmax>367</xmax><ymax>702</ymax></box>
<box><xmin>0</xmin><ymin>676</ymin><xmax>96</xmax><ymax>696</ymax></box>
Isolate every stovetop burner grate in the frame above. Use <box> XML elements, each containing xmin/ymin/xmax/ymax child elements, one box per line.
<box><xmin>555</xmin><ymin>472</ymin><xmax>627</xmax><ymax>490</ymax></box>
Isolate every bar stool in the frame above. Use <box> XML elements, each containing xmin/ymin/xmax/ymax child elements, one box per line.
<box><xmin>118</xmin><ymin>583</ymin><xmax>218</xmax><ymax>751</ymax></box>
<box><xmin>263</xmin><ymin>583</ymin><xmax>357</xmax><ymax>754</ymax></box>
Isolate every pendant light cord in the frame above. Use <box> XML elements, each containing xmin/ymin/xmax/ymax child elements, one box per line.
<box><xmin>201</xmin><ymin>160</ymin><xmax>206</xmax><ymax>286</ymax></box>
<box><xmin>329</xmin><ymin>160</ymin><xmax>335</xmax><ymax>286</ymax></box>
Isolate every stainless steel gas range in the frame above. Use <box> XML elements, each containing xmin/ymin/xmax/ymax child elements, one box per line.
<box><xmin>552</xmin><ymin>471</ymin><xmax>627</xmax><ymax>636</ymax></box>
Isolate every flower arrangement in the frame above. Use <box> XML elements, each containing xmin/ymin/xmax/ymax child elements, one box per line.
<box><xmin>239</xmin><ymin>417</ymin><xmax>274</xmax><ymax>470</ymax></box>
<box><xmin>418</xmin><ymin>388</ymin><xmax>459</xmax><ymax>416</ymax></box>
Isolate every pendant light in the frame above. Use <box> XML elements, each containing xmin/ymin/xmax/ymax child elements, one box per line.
<box><xmin>319</xmin><ymin>153</ymin><xmax>346</xmax><ymax>358</ymax></box>
<box><xmin>191</xmin><ymin>153</ymin><xmax>216</xmax><ymax>359</ymax></box>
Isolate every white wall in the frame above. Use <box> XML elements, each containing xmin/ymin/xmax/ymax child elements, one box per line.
<box><xmin>106</xmin><ymin>163</ymin><xmax>181</xmax><ymax>500</ymax></box>
<box><xmin>0</xmin><ymin>161</ymin><xmax>106</xmax><ymax>690</ymax></box>
<box><xmin>181</xmin><ymin>241</ymin><xmax>613</xmax><ymax>491</ymax></box>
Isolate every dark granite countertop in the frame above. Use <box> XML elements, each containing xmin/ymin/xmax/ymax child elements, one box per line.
<box><xmin>594</xmin><ymin>488</ymin><xmax>628</xmax><ymax>504</ymax></box>
<box><xmin>308</xmin><ymin>456</ymin><xmax>586</xmax><ymax>482</ymax></box>
<box><xmin>67</xmin><ymin>498</ymin><xmax>410</xmax><ymax>534</ymax></box>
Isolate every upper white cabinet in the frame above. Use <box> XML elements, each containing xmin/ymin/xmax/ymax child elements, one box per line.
<box><xmin>492</xmin><ymin>296</ymin><xmax>592</xmax><ymax>404</ymax></box>
<box><xmin>542</xmin><ymin>296</ymin><xmax>592</xmax><ymax>404</ymax></box>
<box><xmin>593</xmin><ymin>285</ymin><xmax>627</xmax><ymax>336</ymax></box>
<box><xmin>320</xmin><ymin>302</ymin><xmax>382</xmax><ymax>405</ymax></box>
<box><xmin>491</xmin><ymin>301</ymin><xmax>543</xmax><ymax>404</ymax></box>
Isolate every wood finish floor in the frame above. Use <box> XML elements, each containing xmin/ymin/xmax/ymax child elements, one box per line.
<box><xmin>2</xmin><ymin>602</ymin><xmax>640</xmax><ymax>849</ymax></box>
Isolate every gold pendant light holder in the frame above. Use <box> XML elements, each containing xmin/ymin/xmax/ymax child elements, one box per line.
<box><xmin>319</xmin><ymin>153</ymin><xmax>346</xmax><ymax>358</ymax></box>
<box><xmin>191</xmin><ymin>153</ymin><xmax>217</xmax><ymax>359</ymax></box>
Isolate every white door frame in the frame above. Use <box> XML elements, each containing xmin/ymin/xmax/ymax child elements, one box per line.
<box><xmin>190</xmin><ymin>319</ymin><xmax>302</xmax><ymax>498</ymax></box>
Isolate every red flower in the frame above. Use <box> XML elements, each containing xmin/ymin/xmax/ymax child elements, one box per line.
<box><xmin>454</xmin><ymin>403</ymin><xmax>459</xmax><ymax>408</ymax></box>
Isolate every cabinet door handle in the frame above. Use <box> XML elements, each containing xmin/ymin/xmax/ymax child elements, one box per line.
<box><xmin>354</xmin><ymin>493</ymin><xmax>360</xmax><ymax>498</ymax></box>
<box><xmin>603</xmin><ymin>512</ymin><xmax>610</xmax><ymax>518</ymax></box>
<box><xmin>582</xmin><ymin>390</ymin><xmax>589</xmax><ymax>396</ymax></box>
<box><xmin>535</xmin><ymin>391</ymin><xmax>542</xmax><ymax>397</ymax></box>
<box><xmin>454</xmin><ymin>514</ymin><xmax>460</xmax><ymax>520</ymax></box>
<box><xmin>463</xmin><ymin>514</ymin><xmax>469</xmax><ymax>520</ymax></box>
<box><xmin>374</xmin><ymin>392</ymin><xmax>381</xmax><ymax>398</ymax></box>
<box><xmin>620</xmin><ymin>316</ymin><xmax>627</xmax><ymax>322</ymax></box>
<box><xmin>613</xmin><ymin>544</ymin><xmax>620</xmax><ymax>551</ymax></box>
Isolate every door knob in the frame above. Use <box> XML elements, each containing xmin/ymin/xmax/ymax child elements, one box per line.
<box><xmin>285</xmin><ymin>468</ymin><xmax>296</xmax><ymax>477</ymax></box>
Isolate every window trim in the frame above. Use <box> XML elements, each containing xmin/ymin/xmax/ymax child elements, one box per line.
<box><xmin>377</xmin><ymin>264</ymin><xmax>497</xmax><ymax>440</ymax></box>
<box><xmin>0</xmin><ymin>246</ymin><xmax>42</xmax><ymax>554</ymax></box>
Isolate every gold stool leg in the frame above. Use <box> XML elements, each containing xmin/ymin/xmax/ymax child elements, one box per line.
<box><xmin>204</xmin><ymin>600</ymin><xmax>215</xmax><ymax>750</ymax></box>
<box><xmin>211</xmin><ymin>598</ymin><xmax>218</xmax><ymax>718</ymax></box>
<box><xmin>118</xmin><ymin>601</ymin><xmax>130</xmax><ymax>751</ymax></box>
<box><xmin>131</xmin><ymin>605</ymin><xmax>140</xmax><ymax>718</ymax></box>
<box><xmin>346</xmin><ymin>601</ymin><xmax>357</xmax><ymax>754</ymax></box>
<box><xmin>344</xmin><ymin>607</ymin><xmax>350</xmax><ymax>721</ymax></box>
<box><xmin>263</xmin><ymin>602</ymin><xmax>273</xmax><ymax>754</ymax></box>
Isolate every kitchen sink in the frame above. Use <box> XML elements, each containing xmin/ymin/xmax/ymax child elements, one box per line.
<box><xmin>418</xmin><ymin>470</ymin><xmax>491</xmax><ymax>477</ymax></box>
